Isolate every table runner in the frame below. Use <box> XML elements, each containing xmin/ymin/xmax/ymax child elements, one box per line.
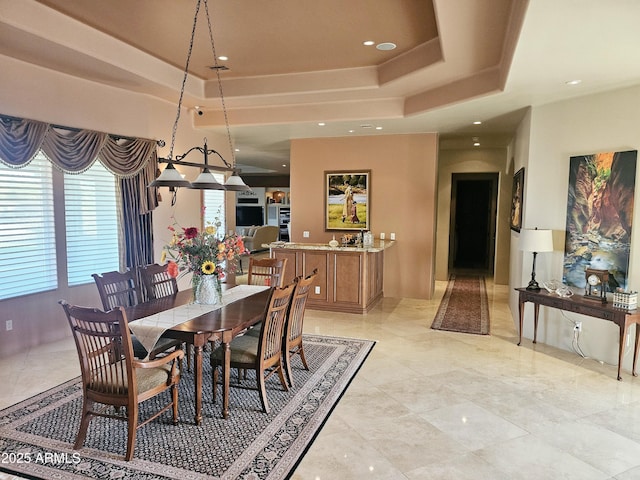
<box><xmin>129</xmin><ymin>284</ymin><xmax>270</xmax><ymax>355</ymax></box>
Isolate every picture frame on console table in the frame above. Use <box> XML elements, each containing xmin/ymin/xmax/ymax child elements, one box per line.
<box><xmin>325</xmin><ymin>170</ymin><xmax>370</xmax><ymax>231</ymax></box>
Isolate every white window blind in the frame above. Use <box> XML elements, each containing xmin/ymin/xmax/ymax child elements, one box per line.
<box><xmin>203</xmin><ymin>173</ymin><xmax>227</xmax><ymax>234</ymax></box>
<box><xmin>65</xmin><ymin>161</ymin><xmax>120</xmax><ymax>286</ymax></box>
<box><xmin>0</xmin><ymin>154</ymin><xmax>58</xmax><ymax>300</ymax></box>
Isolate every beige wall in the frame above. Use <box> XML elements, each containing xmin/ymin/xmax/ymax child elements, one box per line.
<box><xmin>435</xmin><ymin>148</ymin><xmax>512</xmax><ymax>284</ymax></box>
<box><xmin>289</xmin><ymin>134</ymin><xmax>438</xmax><ymax>300</ymax></box>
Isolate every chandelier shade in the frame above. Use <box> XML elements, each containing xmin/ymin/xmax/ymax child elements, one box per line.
<box><xmin>224</xmin><ymin>172</ymin><xmax>252</xmax><ymax>191</ymax></box>
<box><xmin>149</xmin><ymin>163</ymin><xmax>191</xmax><ymax>188</ymax></box>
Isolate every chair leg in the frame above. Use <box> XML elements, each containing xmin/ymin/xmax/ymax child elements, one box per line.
<box><xmin>298</xmin><ymin>345</ymin><xmax>310</xmax><ymax>370</ymax></box>
<box><xmin>74</xmin><ymin>399</ymin><xmax>92</xmax><ymax>450</ymax></box>
<box><xmin>276</xmin><ymin>362</ymin><xmax>289</xmax><ymax>392</ymax></box>
<box><xmin>171</xmin><ymin>384</ymin><xmax>179</xmax><ymax>425</ymax></box>
<box><xmin>184</xmin><ymin>343</ymin><xmax>192</xmax><ymax>372</ymax></box>
<box><xmin>283</xmin><ymin>349</ymin><xmax>294</xmax><ymax>388</ymax></box>
<box><xmin>212</xmin><ymin>364</ymin><xmax>219</xmax><ymax>403</ymax></box>
<box><xmin>256</xmin><ymin>368</ymin><xmax>270</xmax><ymax>414</ymax></box>
<box><xmin>125</xmin><ymin>403</ymin><xmax>138</xmax><ymax>461</ymax></box>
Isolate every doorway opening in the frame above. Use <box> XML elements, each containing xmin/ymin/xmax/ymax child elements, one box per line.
<box><xmin>449</xmin><ymin>173</ymin><xmax>498</xmax><ymax>276</ymax></box>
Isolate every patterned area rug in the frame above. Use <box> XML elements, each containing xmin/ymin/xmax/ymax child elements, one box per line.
<box><xmin>431</xmin><ymin>275</ymin><xmax>490</xmax><ymax>335</ymax></box>
<box><xmin>0</xmin><ymin>335</ymin><xmax>374</xmax><ymax>480</ymax></box>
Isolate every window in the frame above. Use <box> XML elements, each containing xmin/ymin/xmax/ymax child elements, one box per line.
<box><xmin>203</xmin><ymin>173</ymin><xmax>227</xmax><ymax>234</ymax></box>
<box><xmin>65</xmin><ymin>161</ymin><xmax>120</xmax><ymax>286</ymax></box>
<box><xmin>0</xmin><ymin>154</ymin><xmax>57</xmax><ymax>300</ymax></box>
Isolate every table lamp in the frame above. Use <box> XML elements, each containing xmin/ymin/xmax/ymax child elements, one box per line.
<box><xmin>519</xmin><ymin>228</ymin><xmax>554</xmax><ymax>291</ymax></box>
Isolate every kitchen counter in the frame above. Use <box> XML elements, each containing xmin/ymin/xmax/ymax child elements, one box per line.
<box><xmin>266</xmin><ymin>240</ymin><xmax>394</xmax><ymax>253</ymax></box>
<box><xmin>269</xmin><ymin>240</ymin><xmax>394</xmax><ymax>314</ymax></box>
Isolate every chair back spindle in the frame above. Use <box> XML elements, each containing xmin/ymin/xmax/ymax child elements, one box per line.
<box><xmin>247</xmin><ymin>257</ymin><xmax>287</xmax><ymax>288</ymax></box>
<box><xmin>92</xmin><ymin>270</ymin><xmax>142</xmax><ymax>310</ymax></box>
<box><xmin>139</xmin><ymin>263</ymin><xmax>178</xmax><ymax>301</ymax></box>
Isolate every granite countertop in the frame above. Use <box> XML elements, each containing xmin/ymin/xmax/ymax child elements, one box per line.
<box><xmin>266</xmin><ymin>240</ymin><xmax>394</xmax><ymax>253</ymax></box>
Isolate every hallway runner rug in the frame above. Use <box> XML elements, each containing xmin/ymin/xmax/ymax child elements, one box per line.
<box><xmin>0</xmin><ymin>334</ymin><xmax>374</xmax><ymax>480</ymax></box>
<box><xmin>431</xmin><ymin>274</ymin><xmax>490</xmax><ymax>335</ymax></box>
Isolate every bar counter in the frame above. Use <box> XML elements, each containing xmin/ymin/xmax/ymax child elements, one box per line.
<box><xmin>269</xmin><ymin>240</ymin><xmax>394</xmax><ymax>314</ymax></box>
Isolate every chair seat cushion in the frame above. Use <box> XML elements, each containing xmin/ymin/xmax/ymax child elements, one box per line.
<box><xmin>211</xmin><ymin>334</ymin><xmax>259</xmax><ymax>365</ymax></box>
<box><xmin>135</xmin><ymin>364</ymin><xmax>174</xmax><ymax>394</ymax></box>
<box><xmin>89</xmin><ymin>362</ymin><xmax>173</xmax><ymax>395</ymax></box>
<box><xmin>245</xmin><ymin>323</ymin><xmax>262</xmax><ymax>337</ymax></box>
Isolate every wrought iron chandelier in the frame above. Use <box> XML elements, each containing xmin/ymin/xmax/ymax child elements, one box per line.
<box><xmin>150</xmin><ymin>0</ymin><xmax>250</xmax><ymax>198</ymax></box>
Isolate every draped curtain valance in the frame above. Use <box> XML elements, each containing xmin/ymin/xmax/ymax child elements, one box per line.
<box><xmin>0</xmin><ymin>115</ymin><xmax>157</xmax><ymax>178</ymax></box>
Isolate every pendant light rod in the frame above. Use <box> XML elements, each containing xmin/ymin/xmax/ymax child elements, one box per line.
<box><xmin>159</xmin><ymin>139</ymin><xmax>233</xmax><ymax>173</ymax></box>
<box><xmin>151</xmin><ymin>0</ymin><xmax>250</xmax><ymax>195</ymax></box>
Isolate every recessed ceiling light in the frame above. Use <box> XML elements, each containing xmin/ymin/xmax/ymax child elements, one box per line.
<box><xmin>363</xmin><ymin>40</ymin><xmax>375</xmax><ymax>46</ymax></box>
<box><xmin>282</xmin><ymin>164</ymin><xmax>287</xmax><ymax>168</ymax></box>
<box><xmin>218</xmin><ymin>56</ymin><xmax>228</xmax><ymax>61</ymax></box>
<box><xmin>566</xmin><ymin>79</ymin><xmax>582</xmax><ymax>85</ymax></box>
<box><xmin>348</xmin><ymin>129</ymin><xmax>355</xmax><ymax>133</ymax></box>
<box><xmin>474</xmin><ymin>142</ymin><xmax>481</xmax><ymax>147</ymax></box>
<box><xmin>473</xmin><ymin>121</ymin><xmax>482</xmax><ymax>125</ymax></box>
<box><xmin>234</xmin><ymin>148</ymin><xmax>240</xmax><ymax>152</ymax></box>
<box><xmin>375</xmin><ymin>126</ymin><xmax>383</xmax><ymax>130</ymax></box>
<box><xmin>376</xmin><ymin>42</ymin><xmax>397</xmax><ymax>51</ymax></box>
<box><xmin>318</xmin><ymin>122</ymin><xmax>326</xmax><ymax>126</ymax></box>
<box><xmin>360</xmin><ymin>124</ymin><xmax>374</xmax><ymax>129</ymax></box>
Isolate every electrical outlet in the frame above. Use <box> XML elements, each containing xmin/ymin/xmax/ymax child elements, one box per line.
<box><xmin>314</xmin><ymin>286</ymin><xmax>320</xmax><ymax>294</ymax></box>
<box><xmin>574</xmin><ymin>321</ymin><xmax>582</xmax><ymax>332</ymax></box>
<box><xmin>303</xmin><ymin>231</ymin><xmax>310</xmax><ymax>238</ymax></box>
<box><xmin>6</xmin><ymin>320</ymin><xmax>13</xmax><ymax>331</ymax></box>
<box><xmin>390</xmin><ymin>232</ymin><xmax>396</xmax><ymax>240</ymax></box>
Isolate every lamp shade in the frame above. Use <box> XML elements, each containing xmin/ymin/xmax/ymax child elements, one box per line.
<box><xmin>148</xmin><ymin>163</ymin><xmax>191</xmax><ymax>188</ymax></box>
<box><xmin>190</xmin><ymin>169</ymin><xmax>225</xmax><ymax>190</ymax></box>
<box><xmin>224</xmin><ymin>173</ymin><xmax>251</xmax><ymax>191</ymax></box>
<box><xmin>519</xmin><ymin>228</ymin><xmax>553</xmax><ymax>252</ymax></box>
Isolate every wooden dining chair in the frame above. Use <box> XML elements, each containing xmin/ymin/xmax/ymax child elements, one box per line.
<box><xmin>60</xmin><ymin>300</ymin><xmax>184</xmax><ymax>461</ymax></box>
<box><xmin>139</xmin><ymin>263</ymin><xmax>178</xmax><ymax>301</ymax></box>
<box><xmin>210</xmin><ymin>282</ymin><xmax>295</xmax><ymax>414</ymax></box>
<box><xmin>247</xmin><ymin>257</ymin><xmax>287</xmax><ymax>287</ymax></box>
<box><xmin>92</xmin><ymin>270</ymin><xmax>183</xmax><ymax>361</ymax></box>
<box><xmin>282</xmin><ymin>269</ymin><xmax>317</xmax><ymax>387</ymax></box>
<box><xmin>138</xmin><ymin>263</ymin><xmax>192</xmax><ymax>369</ymax></box>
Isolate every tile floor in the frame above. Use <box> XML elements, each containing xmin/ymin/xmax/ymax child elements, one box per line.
<box><xmin>3</xmin><ymin>279</ymin><xmax>640</xmax><ymax>479</ymax></box>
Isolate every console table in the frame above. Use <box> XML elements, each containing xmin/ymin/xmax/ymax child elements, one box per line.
<box><xmin>516</xmin><ymin>288</ymin><xmax>640</xmax><ymax>380</ymax></box>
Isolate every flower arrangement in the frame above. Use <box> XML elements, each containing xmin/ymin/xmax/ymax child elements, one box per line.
<box><xmin>161</xmin><ymin>214</ymin><xmax>246</xmax><ymax>290</ymax></box>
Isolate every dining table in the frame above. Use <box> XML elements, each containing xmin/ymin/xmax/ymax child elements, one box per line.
<box><xmin>125</xmin><ymin>283</ymin><xmax>271</xmax><ymax>425</ymax></box>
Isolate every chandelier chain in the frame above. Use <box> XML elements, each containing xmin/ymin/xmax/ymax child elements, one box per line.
<box><xmin>204</xmin><ymin>0</ymin><xmax>236</xmax><ymax>168</ymax></box>
<box><xmin>169</xmin><ymin>0</ymin><xmax>202</xmax><ymax>161</ymax></box>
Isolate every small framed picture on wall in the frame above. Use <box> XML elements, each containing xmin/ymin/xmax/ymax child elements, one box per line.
<box><xmin>510</xmin><ymin>167</ymin><xmax>524</xmax><ymax>232</ymax></box>
<box><xmin>325</xmin><ymin>170</ymin><xmax>370</xmax><ymax>231</ymax></box>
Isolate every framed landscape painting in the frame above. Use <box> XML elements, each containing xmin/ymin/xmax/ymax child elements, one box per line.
<box><xmin>325</xmin><ymin>171</ymin><xmax>370</xmax><ymax>231</ymax></box>
<box><xmin>562</xmin><ymin>150</ymin><xmax>636</xmax><ymax>290</ymax></box>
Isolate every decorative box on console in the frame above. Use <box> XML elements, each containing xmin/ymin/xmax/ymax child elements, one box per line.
<box><xmin>612</xmin><ymin>291</ymin><xmax>638</xmax><ymax>310</ymax></box>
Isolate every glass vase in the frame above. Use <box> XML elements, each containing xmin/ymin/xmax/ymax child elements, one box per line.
<box><xmin>195</xmin><ymin>274</ymin><xmax>222</xmax><ymax>305</ymax></box>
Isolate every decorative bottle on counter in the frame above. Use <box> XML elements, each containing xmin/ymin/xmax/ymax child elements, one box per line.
<box><xmin>363</xmin><ymin>231</ymin><xmax>373</xmax><ymax>247</ymax></box>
